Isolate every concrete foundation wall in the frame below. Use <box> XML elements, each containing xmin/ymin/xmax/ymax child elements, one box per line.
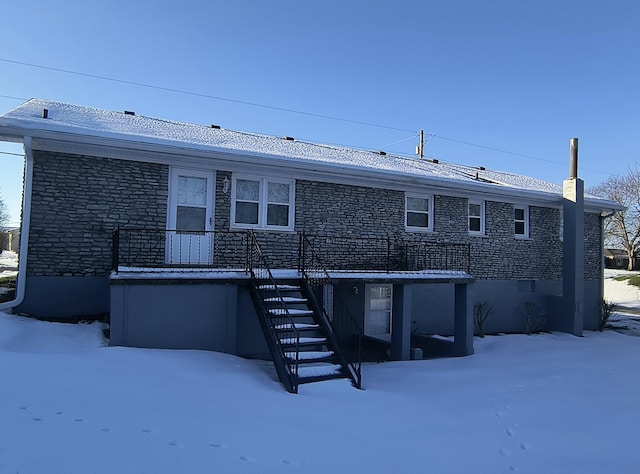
<box><xmin>411</xmin><ymin>279</ymin><xmax>602</xmax><ymax>336</ymax></box>
<box><xmin>109</xmin><ymin>282</ymin><xmax>268</xmax><ymax>355</ymax></box>
<box><xmin>17</xmin><ymin>276</ymin><xmax>109</xmax><ymax>319</ymax></box>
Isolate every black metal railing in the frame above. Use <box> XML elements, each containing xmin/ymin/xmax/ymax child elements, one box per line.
<box><xmin>112</xmin><ymin>228</ymin><xmax>471</xmax><ymax>274</ymax></box>
<box><xmin>298</xmin><ymin>234</ymin><xmax>471</xmax><ymax>274</ymax></box>
<box><xmin>300</xmin><ymin>234</ymin><xmax>363</xmax><ymax>389</ymax></box>
<box><xmin>112</xmin><ymin>228</ymin><xmax>249</xmax><ymax>273</ymax></box>
<box><xmin>247</xmin><ymin>231</ymin><xmax>301</xmax><ymax>393</ymax></box>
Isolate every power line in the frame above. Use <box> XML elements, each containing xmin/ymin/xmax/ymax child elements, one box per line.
<box><xmin>0</xmin><ymin>151</ymin><xmax>24</xmax><ymax>157</ymax></box>
<box><xmin>0</xmin><ymin>94</ymin><xmax>27</xmax><ymax>101</ymax></box>
<box><xmin>0</xmin><ymin>58</ymin><xmax>415</xmax><ymax>134</ymax></box>
<box><xmin>0</xmin><ymin>59</ymin><xmax>612</xmax><ymax>176</ymax></box>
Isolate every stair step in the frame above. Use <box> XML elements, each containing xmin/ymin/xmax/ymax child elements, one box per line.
<box><xmin>285</xmin><ymin>350</ymin><xmax>334</xmax><ymax>361</ymax></box>
<box><xmin>280</xmin><ymin>336</ymin><xmax>327</xmax><ymax>346</ymax></box>
<box><xmin>258</xmin><ymin>284</ymin><xmax>300</xmax><ymax>291</ymax></box>
<box><xmin>269</xmin><ymin>308</ymin><xmax>314</xmax><ymax>316</ymax></box>
<box><xmin>274</xmin><ymin>323</ymin><xmax>319</xmax><ymax>330</ymax></box>
<box><xmin>295</xmin><ymin>364</ymin><xmax>343</xmax><ymax>379</ymax></box>
<box><xmin>264</xmin><ymin>296</ymin><xmax>307</xmax><ymax>303</ymax></box>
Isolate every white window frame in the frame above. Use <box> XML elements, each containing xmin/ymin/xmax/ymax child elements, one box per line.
<box><xmin>514</xmin><ymin>205</ymin><xmax>530</xmax><ymax>238</ymax></box>
<box><xmin>405</xmin><ymin>193</ymin><xmax>434</xmax><ymax>232</ymax></box>
<box><xmin>230</xmin><ymin>175</ymin><xmax>295</xmax><ymax>231</ymax></box>
<box><xmin>468</xmin><ymin>200</ymin><xmax>485</xmax><ymax>235</ymax></box>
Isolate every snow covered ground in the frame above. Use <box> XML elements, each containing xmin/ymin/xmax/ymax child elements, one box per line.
<box><xmin>0</xmin><ymin>272</ymin><xmax>639</xmax><ymax>473</ymax></box>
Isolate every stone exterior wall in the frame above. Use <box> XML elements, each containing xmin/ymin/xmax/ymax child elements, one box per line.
<box><xmin>28</xmin><ymin>151</ymin><xmax>168</xmax><ymax>276</ymax></box>
<box><xmin>26</xmin><ymin>157</ymin><xmax>601</xmax><ymax>282</ymax></box>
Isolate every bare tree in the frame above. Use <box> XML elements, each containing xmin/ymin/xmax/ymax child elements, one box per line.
<box><xmin>0</xmin><ymin>195</ymin><xmax>8</xmax><ymax>252</ymax></box>
<box><xmin>0</xmin><ymin>195</ymin><xmax>9</xmax><ymax>227</ymax></box>
<box><xmin>590</xmin><ymin>169</ymin><xmax>640</xmax><ymax>270</ymax></box>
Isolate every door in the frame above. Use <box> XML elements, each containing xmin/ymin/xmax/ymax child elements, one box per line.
<box><xmin>167</xmin><ymin>168</ymin><xmax>215</xmax><ymax>265</ymax></box>
<box><xmin>365</xmin><ymin>284</ymin><xmax>393</xmax><ymax>340</ymax></box>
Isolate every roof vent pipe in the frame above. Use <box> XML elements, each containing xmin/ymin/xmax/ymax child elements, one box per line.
<box><xmin>283</xmin><ymin>136</ymin><xmax>294</xmax><ymax>141</ymax></box>
<box><xmin>41</xmin><ymin>108</ymin><xmax>48</xmax><ymax>119</ymax></box>
<box><xmin>210</xmin><ymin>124</ymin><xmax>221</xmax><ymax>129</ymax></box>
<box><xmin>124</xmin><ymin>110</ymin><xmax>135</xmax><ymax>116</ymax></box>
<box><xmin>570</xmin><ymin>138</ymin><xmax>578</xmax><ymax>179</ymax></box>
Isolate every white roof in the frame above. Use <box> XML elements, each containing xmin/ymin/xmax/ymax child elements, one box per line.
<box><xmin>0</xmin><ymin>99</ymin><xmax>621</xmax><ymax>210</ymax></box>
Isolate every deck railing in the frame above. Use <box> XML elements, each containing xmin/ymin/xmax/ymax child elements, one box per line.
<box><xmin>112</xmin><ymin>228</ymin><xmax>470</xmax><ymax>274</ymax></box>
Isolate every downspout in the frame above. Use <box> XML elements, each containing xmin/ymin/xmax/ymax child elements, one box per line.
<box><xmin>0</xmin><ymin>136</ymin><xmax>33</xmax><ymax>311</ymax></box>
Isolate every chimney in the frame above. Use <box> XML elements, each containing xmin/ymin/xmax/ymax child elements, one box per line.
<box><xmin>569</xmin><ymin>138</ymin><xmax>578</xmax><ymax>179</ymax></box>
<box><xmin>561</xmin><ymin>137</ymin><xmax>584</xmax><ymax>336</ymax></box>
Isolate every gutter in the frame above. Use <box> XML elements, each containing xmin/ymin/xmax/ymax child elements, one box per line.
<box><xmin>0</xmin><ymin>136</ymin><xmax>33</xmax><ymax>312</ymax></box>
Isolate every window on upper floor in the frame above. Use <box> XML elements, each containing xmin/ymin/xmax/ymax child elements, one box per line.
<box><xmin>231</xmin><ymin>176</ymin><xmax>295</xmax><ymax>230</ymax></box>
<box><xmin>514</xmin><ymin>205</ymin><xmax>529</xmax><ymax>238</ymax></box>
<box><xmin>468</xmin><ymin>200</ymin><xmax>485</xmax><ymax>235</ymax></box>
<box><xmin>405</xmin><ymin>194</ymin><xmax>433</xmax><ymax>231</ymax></box>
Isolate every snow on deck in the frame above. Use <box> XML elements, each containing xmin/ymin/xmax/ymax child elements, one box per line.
<box><xmin>110</xmin><ymin>267</ymin><xmax>473</xmax><ymax>282</ymax></box>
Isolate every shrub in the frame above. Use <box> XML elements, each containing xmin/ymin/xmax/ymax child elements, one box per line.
<box><xmin>522</xmin><ymin>300</ymin><xmax>546</xmax><ymax>335</ymax></box>
<box><xmin>600</xmin><ymin>299</ymin><xmax>616</xmax><ymax>331</ymax></box>
<box><xmin>473</xmin><ymin>302</ymin><xmax>492</xmax><ymax>338</ymax></box>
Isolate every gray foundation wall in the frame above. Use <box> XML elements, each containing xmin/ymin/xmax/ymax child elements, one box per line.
<box><xmin>110</xmin><ymin>282</ymin><xmax>267</xmax><ymax>355</ymax></box>
<box><xmin>411</xmin><ymin>279</ymin><xmax>602</xmax><ymax>335</ymax></box>
<box><xmin>16</xmin><ymin>275</ymin><xmax>110</xmax><ymax>319</ymax></box>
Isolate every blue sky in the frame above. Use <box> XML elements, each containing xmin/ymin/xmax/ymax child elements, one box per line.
<box><xmin>1</xmin><ymin>0</ymin><xmax>638</xmax><ymax>226</ymax></box>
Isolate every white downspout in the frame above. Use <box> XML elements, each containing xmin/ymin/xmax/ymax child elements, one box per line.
<box><xmin>0</xmin><ymin>136</ymin><xmax>33</xmax><ymax>312</ymax></box>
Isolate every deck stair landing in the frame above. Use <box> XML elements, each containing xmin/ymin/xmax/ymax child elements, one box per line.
<box><xmin>250</xmin><ymin>279</ymin><xmax>355</xmax><ymax>392</ymax></box>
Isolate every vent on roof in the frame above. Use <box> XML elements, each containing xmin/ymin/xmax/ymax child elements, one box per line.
<box><xmin>210</xmin><ymin>124</ymin><xmax>221</xmax><ymax>129</ymax></box>
<box><xmin>476</xmin><ymin>166</ymin><xmax>486</xmax><ymax>170</ymax></box>
<box><xmin>41</xmin><ymin>108</ymin><xmax>48</xmax><ymax>119</ymax></box>
<box><xmin>124</xmin><ymin>110</ymin><xmax>135</xmax><ymax>116</ymax></box>
<box><xmin>427</xmin><ymin>158</ymin><xmax>439</xmax><ymax>164</ymax></box>
<box><xmin>283</xmin><ymin>136</ymin><xmax>295</xmax><ymax>141</ymax></box>
<box><xmin>376</xmin><ymin>150</ymin><xmax>387</xmax><ymax>156</ymax></box>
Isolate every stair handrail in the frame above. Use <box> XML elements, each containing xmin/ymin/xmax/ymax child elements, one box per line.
<box><xmin>247</xmin><ymin>231</ymin><xmax>301</xmax><ymax>393</ymax></box>
<box><xmin>299</xmin><ymin>233</ymin><xmax>362</xmax><ymax>389</ymax></box>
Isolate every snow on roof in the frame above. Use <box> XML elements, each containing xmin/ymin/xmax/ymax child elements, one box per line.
<box><xmin>0</xmin><ymin>99</ymin><xmax>619</xmax><ymax>207</ymax></box>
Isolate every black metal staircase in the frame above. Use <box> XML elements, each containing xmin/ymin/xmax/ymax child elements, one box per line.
<box><xmin>247</xmin><ymin>232</ymin><xmax>361</xmax><ymax>393</ymax></box>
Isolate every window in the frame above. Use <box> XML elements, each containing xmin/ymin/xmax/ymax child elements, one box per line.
<box><xmin>405</xmin><ymin>194</ymin><xmax>433</xmax><ymax>231</ymax></box>
<box><xmin>514</xmin><ymin>206</ymin><xmax>529</xmax><ymax>238</ymax></box>
<box><xmin>468</xmin><ymin>200</ymin><xmax>485</xmax><ymax>235</ymax></box>
<box><xmin>231</xmin><ymin>176</ymin><xmax>295</xmax><ymax>230</ymax></box>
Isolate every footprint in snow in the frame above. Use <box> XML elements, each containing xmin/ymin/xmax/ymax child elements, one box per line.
<box><xmin>74</xmin><ymin>418</ymin><xmax>83</xmax><ymax>422</ymax></box>
<box><xmin>520</xmin><ymin>442</ymin><xmax>531</xmax><ymax>451</ymax></box>
<box><xmin>101</xmin><ymin>428</ymin><xmax>111</xmax><ymax>432</ymax></box>
<box><xmin>209</xmin><ymin>443</ymin><xmax>224</xmax><ymax>448</ymax></box>
<box><xmin>506</xmin><ymin>428</ymin><xmax>515</xmax><ymax>437</ymax></box>
<box><xmin>168</xmin><ymin>441</ymin><xmax>178</xmax><ymax>447</ymax></box>
<box><xmin>240</xmin><ymin>456</ymin><xmax>255</xmax><ymax>462</ymax></box>
<box><xmin>32</xmin><ymin>418</ymin><xmax>42</xmax><ymax>422</ymax></box>
<box><xmin>498</xmin><ymin>448</ymin><xmax>511</xmax><ymax>457</ymax></box>
<box><xmin>19</xmin><ymin>407</ymin><xmax>27</xmax><ymax>410</ymax></box>
<box><xmin>141</xmin><ymin>429</ymin><xmax>152</xmax><ymax>433</ymax></box>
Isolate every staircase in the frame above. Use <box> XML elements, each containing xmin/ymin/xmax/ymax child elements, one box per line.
<box><xmin>247</xmin><ymin>232</ymin><xmax>361</xmax><ymax>393</ymax></box>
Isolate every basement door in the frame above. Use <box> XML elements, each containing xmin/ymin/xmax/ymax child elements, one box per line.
<box><xmin>166</xmin><ymin>168</ymin><xmax>215</xmax><ymax>265</ymax></box>
<box><xmin>364</xmin><ymin>284</ymin><xmax>393</xmax><ymax>341</ymax></box>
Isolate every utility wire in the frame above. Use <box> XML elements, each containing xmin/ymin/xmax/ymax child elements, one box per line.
<box><xmin>0</xmin><ymin>59</ymin><xmax>612</xmax><ymax>176</ymax></box>
<box><xmin>0</xmin><ymin>58</ymin><xmax>415</xmax><ymax>133</ymax></box>
<box><xmin>0</xmin><ymin>151</ymin><xmax>24</xmax><ymax>157</ymax></box>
